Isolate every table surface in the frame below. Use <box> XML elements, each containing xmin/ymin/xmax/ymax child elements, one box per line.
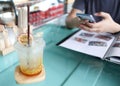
<box><xmin>1</xmin><ymin>17</ymin><xmax>120</xmax><ymax>86</ymax></box>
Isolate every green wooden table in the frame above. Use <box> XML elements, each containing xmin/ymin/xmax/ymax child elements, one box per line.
<box><xmin>0</xmin><ymin>24</ymin><xmax>120</xmax><ymax>86</ymax></box>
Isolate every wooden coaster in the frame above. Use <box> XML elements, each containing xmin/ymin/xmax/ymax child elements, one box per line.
<box><xmin>15</xmin><ymin>66</ymin><xmax>45</xmax><ymax>84</ymax></box>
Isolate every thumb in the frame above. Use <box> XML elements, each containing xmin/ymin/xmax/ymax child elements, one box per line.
<box><xmin>94</xmin><ymin>12</ymin><xmax>110</xmax><ymax>19</ymax></box>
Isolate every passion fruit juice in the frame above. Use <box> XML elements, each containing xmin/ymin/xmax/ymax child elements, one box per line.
<box><xmin>20</xmin><ymin>57</ymin><xmax>43</xmax><ymax>76</ymax></box>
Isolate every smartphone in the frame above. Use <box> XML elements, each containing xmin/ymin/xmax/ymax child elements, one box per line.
<box><xmin>76</xmin><ymin>13</ymin><xmax>96</xmax><ymax>23</ymax></box>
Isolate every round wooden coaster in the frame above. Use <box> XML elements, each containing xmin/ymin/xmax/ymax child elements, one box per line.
<box><xmin>15</xmin><ymin>65</ymin><xmax>45</xmax><ymax>84</ymax></box>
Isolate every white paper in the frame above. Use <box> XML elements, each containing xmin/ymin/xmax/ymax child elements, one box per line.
<box><xmin>105</xmin><ymin>36</ymin><xmax>120</xmax><ymax>57</ymax></box>
<box><xmin>59</xmin><ymin>30</ymin><xmax>116</xmax><ymax>59</ymax></box>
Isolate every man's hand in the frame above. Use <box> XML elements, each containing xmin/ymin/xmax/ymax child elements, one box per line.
<box><xmin>78</xmin><ymin>12</ymin><xmax>120</xmax><ymax>33</ymax></box>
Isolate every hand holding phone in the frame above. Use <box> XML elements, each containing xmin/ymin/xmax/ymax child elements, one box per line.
<box><xmin>76</xmin><ymin>13</ymin><xmax>96</xmax><ymax>23</ymax></box>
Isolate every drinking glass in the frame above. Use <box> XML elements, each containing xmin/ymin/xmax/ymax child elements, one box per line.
<box><xmin>14</xmin><ymin>36</ymin><xmax>45</xmax><ymax>76</ymax></box>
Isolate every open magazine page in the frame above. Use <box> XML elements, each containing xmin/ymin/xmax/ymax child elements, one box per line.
<box><xmin>105</xmin><ymin>36</ymin><xmax>120</xmax><ymax>57</ymax></box>
<box><xmin>59</xmin><ymin>30</ymin><xmax>115</xmax><ymax>59</ymax></box>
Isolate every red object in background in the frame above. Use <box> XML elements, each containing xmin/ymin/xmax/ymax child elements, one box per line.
<box><xmin>50</xmin><ymin>5</ymin><xmax>57</xmax><ymax>18</ymax></box>
<box><xmin>45</xmin><ymin>9</ymin><xmax>50</xmax><ymax>19</ymax></box>
<box><xmin>29</xmin><ymin>3</ymin><xmax>64</xmax><ymax>26</ymax></box>
<box><xmin>50</xmin><ymin>3</ymin><xmax>64</xmax><ymax>18</ymax></box>
<box><xmin>40</xmin><ymin>11</ymin><xmax>46</xmax><ymax>19</ymax></box>
<box><xmin>58</xmin><ymin>3</ymin><xmax>64</xmax><ymax>16</ymax></box>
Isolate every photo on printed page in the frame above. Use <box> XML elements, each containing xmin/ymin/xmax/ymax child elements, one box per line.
<box><xmin>74</xmin><ymin>37</ymin><xmax>88</xmax><ymax>43</ymax></box>
<box><xmin>116</xmin><ymin>36</ymin><xmax>120</xmax><ymax>41</ymax></box>
<box><xmin>95</xmin><ymin>35</ymin><xmax>112</xmax><ymax>41</ymax></box>
<box><xmin>88</xmin><ymin>41</ymin><xmax>107</xmax><ymax>47</ymax></box>
<box><xmin>113</xmin><ymin>43</ymin><xmax>120</xmax><ymax>48</ymax></box>
<box><xmin>79</xmin><ymin>32</ymin><xmax>94</xmax><ymax>37</ymax></box>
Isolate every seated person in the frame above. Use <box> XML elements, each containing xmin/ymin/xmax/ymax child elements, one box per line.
<box><xmin>66</xmin><ymin>0</ymin><xmax>120</xmax><ymax>33</ymax></box>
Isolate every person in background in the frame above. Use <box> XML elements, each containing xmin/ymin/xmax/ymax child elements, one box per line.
<box><xmin>66</xmin><ymin>0</ymin><xmax>120</xmax><ymax>33</ymax></box>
